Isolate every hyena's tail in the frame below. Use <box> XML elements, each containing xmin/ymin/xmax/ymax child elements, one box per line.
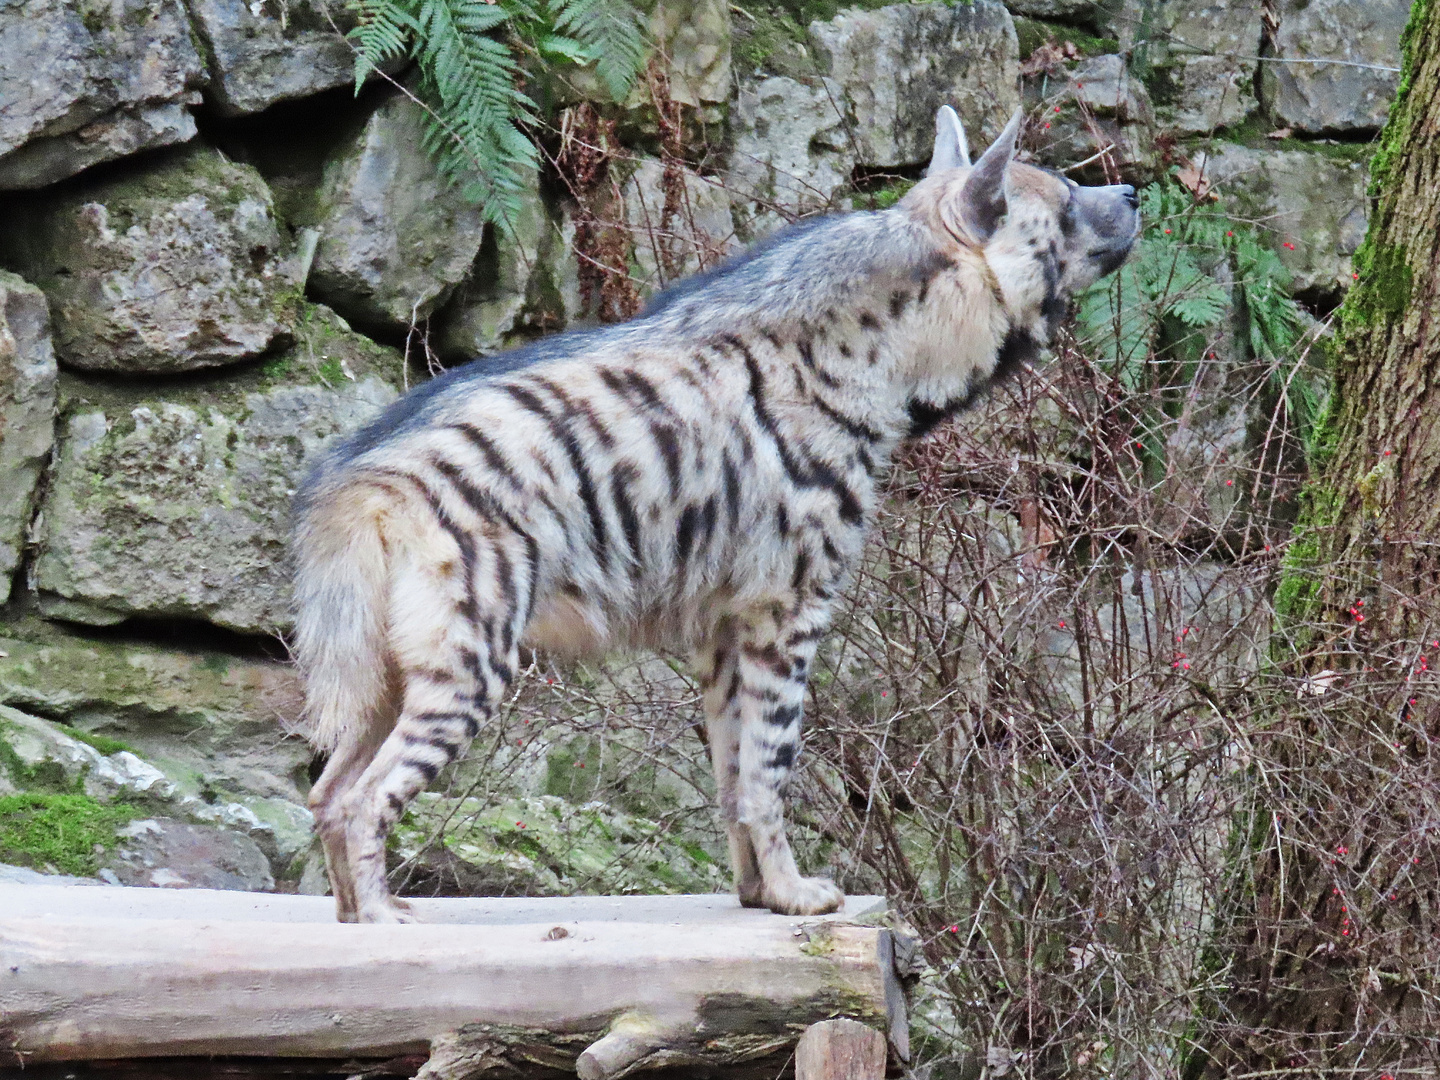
<box><xmin>291</xmin><ymin>478</ymin><xmax>396</xmax><ymax>755</ymax></box>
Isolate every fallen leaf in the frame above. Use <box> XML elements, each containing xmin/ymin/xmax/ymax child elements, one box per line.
<box><xmin>1298</xmin><ymin>669</ymin><xmax>1340</xmax><ymax>697</ymax></box>
<box><xmin>1175</xmin><ymin>159</ymin><xmax>1214</xmax><ymax>200</ymax></box>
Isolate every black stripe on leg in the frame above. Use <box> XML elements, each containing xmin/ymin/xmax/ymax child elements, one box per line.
<box><xmin>404</xmin><ymin>758</ymin><xmax>442</xmax><ymax>783</ymax></box>
<box><xmin>767</xmin><ymin>743</ymin><xmax>796</xmax><ymax>770</ymax></box>
<box><xmin>766</xmin><ymin>703</ymin><xmax>801</xmax><ymax>728</ymax></box>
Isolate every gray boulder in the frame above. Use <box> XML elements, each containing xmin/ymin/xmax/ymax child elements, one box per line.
<box><xmin>32</xmin><ymin>305</ymin><xmax>402</xmax><ymax>635</ymax></box>
<box><xmin>431</xmin><ymin>178</ymin><xmax>554</xmax><ymax>358</ymax></box>
<box><xmin>0</xmin><ymin>704</ymin><xmax>175</xmax><ymax>803</ymax></box>
<box><xmin>0</xmin><ymin>146</ymin><xmax>296</xmax><ymax>374</ymax></box>
<box><xmin>1107</xmin><ymin>1</ymin><xmax>1261</xmax><ymax>134</ymax></box>
<box><xmin>1027</xmin><ymin>53</ymin><xmax>1155</xmax><ymax>175</ymax></box>
<box><xmin>621</xmin><ymin>157</ymin><xmax>736</xmax><ymax>295</ymax></box>
<box><xmin>0</xmin><ymin>274</ymin><xmax>57</xmax><ymax>603</ymax></box>
<box><xmin>727</xmin><ymin>74</ymin><xmax>853</xmax><ymax>232</ymax></box>
<box><xmin>1196</xmin><ymin>143</ymin><xmax>1369</xmax><ymax>296</ymax></box>
<box><xmin>309</xmin><ymin>91</ymin><xmax>489</xmax><ymax>334</ymax></box>
<box><xmin>0</xmin><ymin>0</ymin><xmax>205</xmax><ymax>190</ymax></box>
<box><xmin>1005</xmin><ymin>0</ymin><xmax>1096</xmax><ymax>16</ymax></box>
<box><xmin>808</xmin><ymin>0</ymin><xmax>1020</xmax><ymax>167</ymax></box>
<box><xmin>189</xmin><ymin>0</ymin><xmax>368</xmax><ymax>116</ymax></box>
<box><xmin>646</xmin><ymin>0</ymin><xmax>732</xmax><ymax>115</ymax></box>
<box><xmin>102</xmin><ymin>817</ymin><xmax>275</xmax><ymax>891</ymax></box>
<box><xmin>0</xmin><ymin>620</ymin><xmax>308</xmax><ymax>809</ymax></box>
<box><xmin>1269</xmin><ymin>0</ymin><xmax>1408</xmax><ymax>134</ymax></box>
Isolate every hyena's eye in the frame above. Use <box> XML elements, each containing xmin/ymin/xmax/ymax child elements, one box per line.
<box><xmin>1059</xmin><ymin>190</ymin><xmax>1078</xmax><ymax>237</ymax></box>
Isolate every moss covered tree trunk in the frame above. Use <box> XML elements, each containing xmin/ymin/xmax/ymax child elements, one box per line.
<box><xmin>1198</xmin><ymin>3</ymin><xmax>1440</xmax><ymax>1074</ymax></box>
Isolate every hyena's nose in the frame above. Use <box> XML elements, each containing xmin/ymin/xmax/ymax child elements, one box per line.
<box><xmin>1119</xmin><ymin>185</ymin><xmax>1139</xmax><ymax>209</ymax></box>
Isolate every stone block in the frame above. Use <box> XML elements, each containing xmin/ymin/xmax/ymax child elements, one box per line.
<box><xmin>727</xmin><ymin>74</ymin><xmax>852</xmax><ymax>231</ymax></box>
<box><xmin>431</xmin><ymin>177</ymin><xmax>557</xmax><ymax>358</ymax></box>
<box><xmin>1107</xmin><ymin>1</ymin><xmax>1261</xmax><ymax>133</ymax></box>
<box><xmin>621</xmin><ymin>157</ymin><xmax>735</xmax><ymax>295</ymax></box>
<box><xmin>1196</xmin><ymin>142</ymin><xmax>1369</xmax><ymax>296</ymax></box>
<box><xmin>0</xmin><ymin>0</ymin><xmax>204</xmax><ymax>190</ymax></box>
<box><xmin>0</xmin><ymin>146</ymin><xmax>296</xmax><ymax>374</ymax></box>
<box><xmin>0</xmin><ymin>621</ymin><xmax>307</xmax><ymax>804</ymax></box>
<box><xmin>309</xmin><ymin>91</ymin><xmax>489</xmax><ymax>334</ymax></box>
<box><xmin>0</xmin><ymin>273</ymin><xmax>57</xmax><ymax>603</ymax></box>
<box><xmin>808</xmin><ymin>0</ymin><xmax>1021</xmax><ymax>167</ymax></box>
<box><xmin>189</xmin><ymin>0</ymin><xmax>368</xmax><ymax>117</ymax></box>
<box><xmin>1006</xmin><ymin>0</ymin><xmax>1097</xmax><ymax>17</ymax></box>
<box><xmin>647</xmin><ymin>0</ymin><xmax>732</xmax><ymax>111</ymax></box>
<box><xmin>32</xmin><ymin>305</ymin><xmax>402</xmax><ymax>636</ymax></box>
<box><xmin>102</xmin><ymin>817</ymin><xmax>275</xmax><ymax>891</ymax></box>
<box><xmin>1026</xmin><ymin>53</ymin><xmax>1156</xmax><ymax>177</ymax></box>
<box><xmin>1269</xmin><ymin>0</ymin><xmax>1408</xmax><ymax>134</ymax></box>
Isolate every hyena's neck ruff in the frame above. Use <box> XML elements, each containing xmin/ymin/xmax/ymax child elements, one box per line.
<box><xmin>293</xmin><ymin>108</ymin><xmax>1140</xmax><ymax>924</ymax></box>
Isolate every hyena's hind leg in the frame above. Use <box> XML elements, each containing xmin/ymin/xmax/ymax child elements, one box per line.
<box><xmin>696</xmin><ymin>624</ymin><xmax>763</xmax><ymax>907</ymax></box>
<box><xmin>308</xmin><ymin>700</ymin><xmax>396</xmax><ymax>922</ymax></box>
<box><xmin>733</xmin><ymin>604</ymin><xmax>843</xmax><ymax>916</ymax></box>
<box><xmin>339</xmin><ymin>532</ymin><xmax>528</xmax><ymax>924</ymax></box>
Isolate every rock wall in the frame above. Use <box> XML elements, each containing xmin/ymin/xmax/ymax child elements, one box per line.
<box><xmin>0</xmin><ymin>0</ymin><xmax>1409</xmax><ymax>891</ymax></box>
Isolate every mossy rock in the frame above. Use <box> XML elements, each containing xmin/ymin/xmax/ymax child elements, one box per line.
<box><xmin>0</xmin><ymin>145</ymin><xmax>298</xmax><ymax>373</ymax></box>
<box><xmin>32</xmin><ymin>303</ymin><xmax>402</xmax><ymax>635</ymax></box>
<box><xmin>392</xmin><ymin>793</ymin><xmax>729</xmax><ymax>898</ymax></box>
<box><xmin>0</xmin><ymin>617</ymin><xmax>309</xmax><ymax>808</ymax></box>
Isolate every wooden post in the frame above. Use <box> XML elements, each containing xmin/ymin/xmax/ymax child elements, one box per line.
<box><xmin>795</xmin><ymin>1018</ymin><xmax>888</xmax><ymax>1080</ymax></box>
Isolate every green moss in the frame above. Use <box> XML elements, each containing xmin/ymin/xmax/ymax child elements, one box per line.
<box><xmin>1014</xmin><ymin>17</ymin><xmax>1117</xmax><ymax>61</ymax></box>
<box><xmin>1368</xmin><ymin>0</ymin><xmax>1434</xmax><ymax>198</ymax></box>
<box><xmin>1272</xmin><ymin>482</ymin><xmax>1342</xmax><ymax>633</ymax></box>
<box><xmin>0</xmin><ymin>793</ymin><xmax>137</xmax><ymax>876</ymax></box>
<box><xmin>1344</xmin><ymin>242</ymin><xmax>1412</xmax><ymax>330</ymax></box>
<box><xmin>733</xmin><ymin>0</ymin><xmax>939</xmax><ymax>70</ymax></box>
<box><xmin>0</xmin><ymin>722</ymin><xmax>75</xmax><ymax>793</ymax></box>
<box><xmin>316</xmin><ymin>357</ymin><xmax>346</xmax><ymax>385</ymax></box>
<box><xmin>55</xmin><ymin>724</ymin><xmax>133</xmax><ymax>757</ymax></box>
<box><xmin>866</xmin><ymin>177</ymin><xmax>916</xmax><ymax>210</ymax></box>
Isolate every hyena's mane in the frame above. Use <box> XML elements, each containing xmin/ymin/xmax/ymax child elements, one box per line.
<box><xmin>305</xmin><ymin>208</ymin><xmax>951</xmax><ymax>496</ymax></box>
<box><xmin>640</xmin><ymin>210</ymin><xmax>950</xmax><ymax>336</ymax></box>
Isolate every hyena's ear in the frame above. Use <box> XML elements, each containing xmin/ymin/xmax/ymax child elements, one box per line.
<box><xmin>957</xmin><ymin>108</ymin><xmax>1024</xmax><ymax>243</ymax></box>
<box><xmin>927</xmin><ymin>105</ymin><xmax>971</xmax><ymax>173</ymax></box>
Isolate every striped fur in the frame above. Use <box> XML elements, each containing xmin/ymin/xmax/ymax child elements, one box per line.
<box><xmin>292</xmin><ymin>109</ymin><xmax>1140</xmax><ymax>922</ymax></box>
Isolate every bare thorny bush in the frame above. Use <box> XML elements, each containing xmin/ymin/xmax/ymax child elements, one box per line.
<box><xmin>384</xmin><ymin>80</ymin><xmax>1440</xmax><ymax>1076</ymax></box>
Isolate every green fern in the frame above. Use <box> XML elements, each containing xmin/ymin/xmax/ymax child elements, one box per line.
<box><xmin>1076</xmin><ymin>178</ymin><xmax>1313</xmax><ymax>440</ymax></box>
<box><xmin>345</xmin><ymin>0</ymin><xmax>648</xmax><ymax>232</ymax></box>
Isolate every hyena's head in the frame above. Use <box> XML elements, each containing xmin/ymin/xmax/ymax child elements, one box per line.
<box><xmin>905</xmin><ymin>106</ymin><xmax>1140</xmax><ymax>339</ymax></box>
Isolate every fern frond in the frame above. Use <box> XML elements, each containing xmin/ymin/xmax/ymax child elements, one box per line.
<box><xmin>347</xmin><ymin>0</ymin><xmax>414</xmax><ymax>91</ymax></box>
<box><xmin>345</xmin><ymin>0</ymin><xmax>647</xmax><ymax>232</ymax></box>
<box><xmin>550</xmin><ymin>0</ymin><xmax>647</xmax><ymax>101</ymax></box>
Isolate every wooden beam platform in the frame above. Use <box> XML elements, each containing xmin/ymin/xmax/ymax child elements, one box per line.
<box><xmin>0</xmin><ymin>886</ymin><xmax>913</xmax><ymax>1078</ymax></box>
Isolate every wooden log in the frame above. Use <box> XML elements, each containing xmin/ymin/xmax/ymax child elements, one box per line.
<box><xmin>795</xmin><ymin>1019</ymin><xmax>888</xmax><ymax>1080</ymax></box>
<box><xmin>0</xmin><ymin>885</ymin><xmax>912</xmax><ymax>1077</ymax></box>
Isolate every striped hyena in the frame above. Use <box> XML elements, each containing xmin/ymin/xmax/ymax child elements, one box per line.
<box><xmin>293</xmin><ymin>107</ymin><xmax>1140</xmax><ymax>923</ymax></box>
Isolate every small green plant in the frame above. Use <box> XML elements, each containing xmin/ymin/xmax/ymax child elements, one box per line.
<box><xmin>0</xmin><ymin>793</ymin><xmax>138</xmax><ymax>876</ymax></box>
<box><xmin>346</xmin><ymin>0</ymin><xmax>649</xmax><ymax>232</ymax></box>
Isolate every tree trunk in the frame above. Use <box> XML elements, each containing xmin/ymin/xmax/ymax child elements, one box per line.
<box><xmin>1202</xmin><ymin>3</ymin><xmax>1440</xmax><ymax>1074</ymax></box>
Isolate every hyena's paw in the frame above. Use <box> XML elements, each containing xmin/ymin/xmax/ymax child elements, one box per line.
<box><xmin>737</xmin><ymin>877</ymin><xmax>768</xmax><ymax>908</ymax></box>
<box><xmin>356</xmin><ymin>895</ymin><xmax>418</xmax><ymax>924</ymax></box>
<box><xmin>764</xmin><ymin>875</ymin><xmax>844</xmax><ymax>916</ymax></box>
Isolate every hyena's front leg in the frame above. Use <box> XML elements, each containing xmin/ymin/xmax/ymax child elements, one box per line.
<box><xmin>733</xmin><ymin>608</ymin><xmax>843</xmax><ymax>916</ymax></box>
<box><xmin>696</xmin><ymin>626</ymin><xmax>764</xmax><ymax>907</ymax></box>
